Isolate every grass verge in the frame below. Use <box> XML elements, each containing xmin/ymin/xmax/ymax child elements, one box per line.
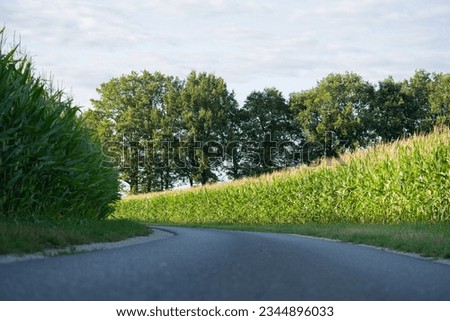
<box><xmin>164</xmin><ymin>223</ymin><xmax>450</xmax><ymax>260</ymax></box>
<box><xmin>0</xmin><ymin>219</ymin><xmax>149</xmax><ymax>255</ymax></box>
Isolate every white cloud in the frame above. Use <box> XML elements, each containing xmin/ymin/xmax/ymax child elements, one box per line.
<box><xmin>1</xmin><ymin>0</ymin><xmax>449</xmax><ymax>108</ymax></box>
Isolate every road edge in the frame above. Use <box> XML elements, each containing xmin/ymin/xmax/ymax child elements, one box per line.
<box><xmin>0</xmin><ymin>226</ymin><xmax>174</xmax><ymax>264</ymax></box>
<box><xmin>289</xmin><ymin>233</ymin><xmax>450</xmax><ymax>266</ymax></box>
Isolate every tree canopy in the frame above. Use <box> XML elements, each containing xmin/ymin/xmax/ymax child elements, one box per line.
<box><xmin>86</xmin><ymin>69</ymin><xmax>450</xmax><ymax>193</ymax></box>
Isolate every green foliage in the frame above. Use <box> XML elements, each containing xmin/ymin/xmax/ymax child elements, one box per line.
<box><xmin>290</xmin><ymin>70</ymin><xmax>450</xmax><ymax>155</ymax></box>
<box><xmin>115</xmin><ymin>127</ymin><xmax>450</xmax><ymax>224</ymax></box>
<box><xmin>178</xmin><ymin>71</ymin><xmax>239</xmax><ymax>185</ymax></box>
<box><xmin>0</xmin><ymin>28</ymin><xmax>119</xmax><ymax>222</ymax></box>
<box><xmin>88</xmin><ymin>70</ymin><xmax>239</xmax><ymax>191</ymax></box>
<box><xmin>429</xmin><ymin>72</ymin><xmax>450</xmax><ymax>127</ymax></box>
<box><xmin>405</xmin><ymin>69</ymin><xmax>434</xmax><ymax>133</ymax></box>
<box><xmin>88</xmin><ymin>71</ymin><xmax>179</xmax><ymax>194</ymax></box>
<box><xmin>239</xmin><ymin>87</ymin><xmax>303</xmax><ymax>176</ymax></box>
<box><xmin>369</xmin><ymin>76</ymin><xmax>411</xmax><ymax>141</ymax></box>
<box><xmin>367</xmin><ymin>70</ymin><xmax>450</xmax><ymax>143</ymax></box>
<box><xmin>290</xmin><ymin>72</ymin><xmax>374</xmax><ymax>157</ymax></box>
<box><xmin>89</xmin><ymin>67</ymin><xmax>450</xmax><ymax>194</ymax></box>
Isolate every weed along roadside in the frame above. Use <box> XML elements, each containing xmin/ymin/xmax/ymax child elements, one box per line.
<box><xmin>114</xmin><ymin>128</ymin><xmax>450</xmax><ymax>259</ymax></box>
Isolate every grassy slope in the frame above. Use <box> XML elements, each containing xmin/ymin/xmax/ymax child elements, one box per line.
<box><xmin>116</xmin><ymin>127</ymin><xmax>450</xmax><ymax>225</ymax></box>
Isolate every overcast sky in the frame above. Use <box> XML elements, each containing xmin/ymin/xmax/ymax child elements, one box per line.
<box><xmin>2</xmin><ymin>0</ymin><xmax>450</xmax><ymax>108</ymax></box>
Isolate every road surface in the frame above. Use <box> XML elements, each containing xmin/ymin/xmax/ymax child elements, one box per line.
<box><xmin>1</xmin><ymin>226</ymin><xmax>450</xmax><ymax>300</ymax></box>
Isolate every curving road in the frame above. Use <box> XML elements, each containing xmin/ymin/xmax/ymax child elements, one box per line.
<box><xmin>1</xmin><ymin>226</ymin><xmax>450</xmax><ymax>300</ymax></box>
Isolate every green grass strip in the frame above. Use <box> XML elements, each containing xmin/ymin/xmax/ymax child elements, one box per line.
<box><xmin>0</xmin><ymin>219</ymin><xmax>149</xmax><ymax>255</ymax></box>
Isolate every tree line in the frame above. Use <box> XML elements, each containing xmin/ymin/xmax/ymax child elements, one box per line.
<box><xmin>85</xmin><ymin>70</ymin><xmax>450</xmax><ymax>194</ymax></box>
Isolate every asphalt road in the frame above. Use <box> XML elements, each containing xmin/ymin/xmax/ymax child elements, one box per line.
<box><xmin>1</xmin><ymin>226</ymin><xmax>450</xmax><ymax>300</ymax></box>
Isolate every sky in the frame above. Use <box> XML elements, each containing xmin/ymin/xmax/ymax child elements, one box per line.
<box><xmin>1</xmin><ymin>0</ymin><xmax>450</xmax><ymax>109</ymax></box>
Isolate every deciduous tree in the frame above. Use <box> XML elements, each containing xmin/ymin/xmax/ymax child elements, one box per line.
<box><xmin>290</xmin><ymin>72</ymin><xmax>374</xmax><ymax>159</ymax></box>
<box><xmin>87</xmin><ymin>71</ymin><xmax>178</xmax><ymax>193</ymax></box>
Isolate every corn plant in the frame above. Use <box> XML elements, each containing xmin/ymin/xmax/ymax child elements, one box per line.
<box><xmin>0</xmin><ymin>28</ymin><xmax>119</xmax><ymax>222</ymax></box>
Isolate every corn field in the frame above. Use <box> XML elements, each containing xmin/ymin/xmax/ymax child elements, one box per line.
<box><xmin>115</xmin><ymin>127</ymin><xmax>450</xmax><ymax>224</ymax></box>
<box><xmin>0</xmin><ymin>28</ymin><xmax>119</xmax><ymax>222</ymax></box>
